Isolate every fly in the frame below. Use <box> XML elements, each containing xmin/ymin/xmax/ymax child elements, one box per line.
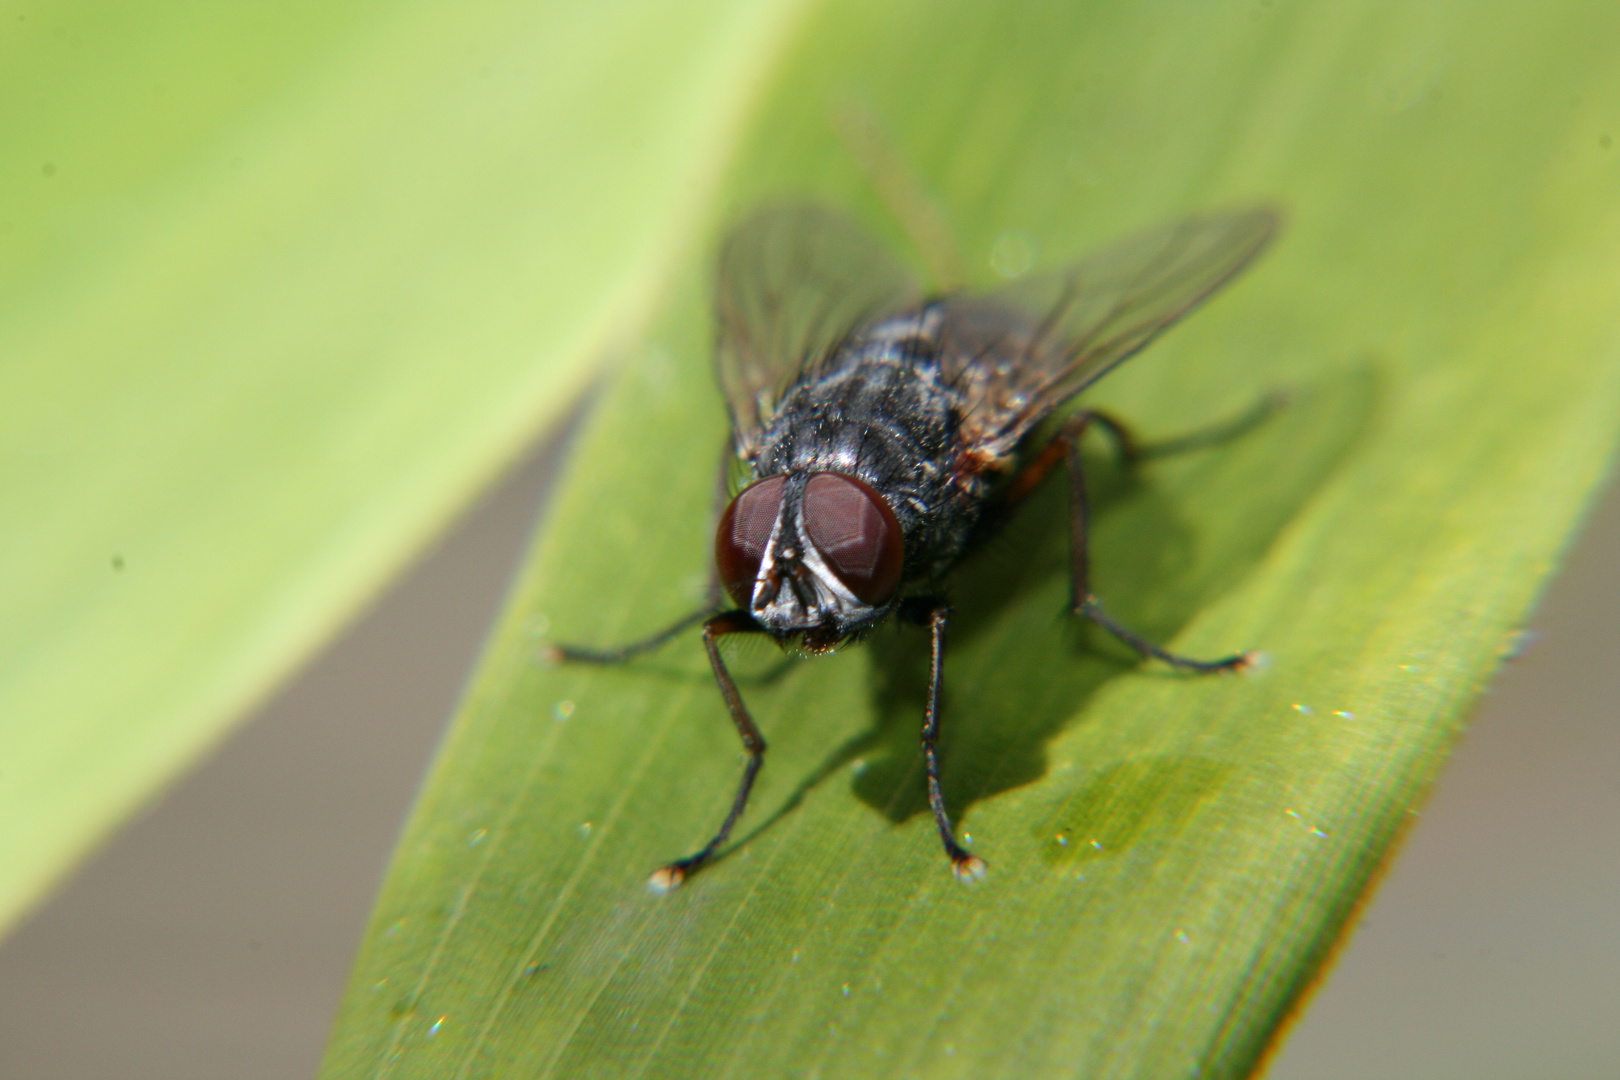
<box><xmin>551</xmin><ymin>202</ymin><xmax>1280</xmax><ymax>890</ymax></box>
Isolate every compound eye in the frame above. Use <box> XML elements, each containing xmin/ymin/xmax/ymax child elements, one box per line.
<box><xmin>802</xmin><ymin>472</ymin><xmax>904</xmax><ymax>605</ymax></box>
<box><xmin>715</xmin><ymin>475</ymin><xmax>785</xmax><ymax>608</ymax></box>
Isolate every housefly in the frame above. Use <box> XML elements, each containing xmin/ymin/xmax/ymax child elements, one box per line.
<box><xmin>552</xmin><ymin>202</ymin><xmax>1280</xmax><ymax>890</ymax></box>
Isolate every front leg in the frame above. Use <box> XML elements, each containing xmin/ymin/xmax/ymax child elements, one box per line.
<box><xmin>647</xmin><ymin>610</ymin><xmax>770</xmax><ymax>892</ymax></box>
<box><xmin>900</xmin><ymin>597</ymin><xmax>986</xmax><ymax>883</ymax></box>
<box><xmin>544</xmin><ymin>607</ymin><xmax>713</xmax><ymax>665</ymax></box>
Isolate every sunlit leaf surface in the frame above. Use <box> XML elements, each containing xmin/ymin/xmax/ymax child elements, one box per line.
<box><xmin>311</xmin><ymin>1</ymin><xmax>1616</xmax><ymax>1076</ymax></box>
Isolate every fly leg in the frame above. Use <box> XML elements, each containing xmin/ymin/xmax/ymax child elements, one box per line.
<box><xmin>547</xmin><ymin>437</ymin><xmax>737</xmax><ymax>667</ymax></box>
<box><xmin>1005</xmin><ymin>410</ymin><xmax>1257</xmax><ymax>674</ymax></box>
<box><xmin>548</xmin><ymin>607</ymin><xmax>764</xmax><ymax>890</ymax></box>
<box><xmin>644</xmin><ymin>610</ymin><xmax>769</xmax><ymax>892</ymax></box>
<box><xmin>543</xmin><ymin>606</ymin><xmax>713</xmax><ymax>665</ymax></box>
<box><xmin>899</xmin><ymin>598</ymin><xmax>987</xmax><ymax>883</ymax></box>
<box><xmin>998</xmin><ymin>391</ymin><xmax>1285</xmax><ymax>509</ymax></box>
<box><xmin>1131</xmin><ymin>389</ymin><xmax>1287</xmax><ymax>463</ymax></box>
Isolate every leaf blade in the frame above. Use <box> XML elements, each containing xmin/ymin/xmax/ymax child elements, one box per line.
<box><xmin>322</xmin><ymin>2</ymin><xmax>1620</xmax><ymax>1077</ymax></box>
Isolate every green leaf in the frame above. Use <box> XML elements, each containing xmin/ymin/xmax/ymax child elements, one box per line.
<box><xmin>0</xmin><ymin>0</ymin><xmax>807</xmax><ymax>932</ymax></box>
<box><xmin>322</xmin><ymin>2</ymin><xmax>1620</xmax><ymax>1077</ymax></box>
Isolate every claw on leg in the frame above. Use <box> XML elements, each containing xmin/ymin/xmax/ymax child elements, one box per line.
<box><xmin>951</xmin><ymin>854</ymin><xmax>987</xmax><ymax>884</ymax></box>
<box><xmin>647</xmin><ymin>863</ymin><xmax>689</xmax><ymax>894</ymax></box>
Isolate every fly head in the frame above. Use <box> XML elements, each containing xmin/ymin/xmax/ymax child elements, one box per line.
<box><xmin>716</xmin><ymin>470</ymin><xmax>904</xmax><ymax>645</ymax></box>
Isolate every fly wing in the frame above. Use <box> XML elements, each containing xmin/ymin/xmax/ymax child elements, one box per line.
<box><xmin>715</xmin><ymin>204</ymin><xmax>920</xmax><ymax>459</ymax></box>
<box><xmin>937</xmin><ymin>206</ymin><xmax>1280</xmax><ymax>457</ymax></box>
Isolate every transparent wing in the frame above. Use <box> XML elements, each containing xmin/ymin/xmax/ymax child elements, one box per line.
<box><xmin>937</xmin><ymin>206</ymin><xmax>1280</xmax><ymax>456</ymax></box>
<box><xmin>715</xmin><ymin>204</ymin><xmax>920</xmax><ymax>457</ymax></box>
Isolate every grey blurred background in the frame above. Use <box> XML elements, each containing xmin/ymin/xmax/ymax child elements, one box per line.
<box><xmin>0</xmin><ymin>414</ymin><xmax>1614</xmax><ymax>1080</ymax></box>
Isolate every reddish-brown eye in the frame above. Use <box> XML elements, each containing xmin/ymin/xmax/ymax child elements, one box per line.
<box><xmin>715</xmin><ymin>475</ymin><xmax>785</xmax><ymax>608</ymax></box>
<box><xmin>802</xmin><ymin>472</ymin><xmax>904</xmax><ymax>605</ymax></box>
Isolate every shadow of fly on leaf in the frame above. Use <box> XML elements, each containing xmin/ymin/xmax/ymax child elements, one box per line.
<box><xmin>548</xmin><ymin>201</ymin><xmax>1284</xmax><ymax>891</ymax></box>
